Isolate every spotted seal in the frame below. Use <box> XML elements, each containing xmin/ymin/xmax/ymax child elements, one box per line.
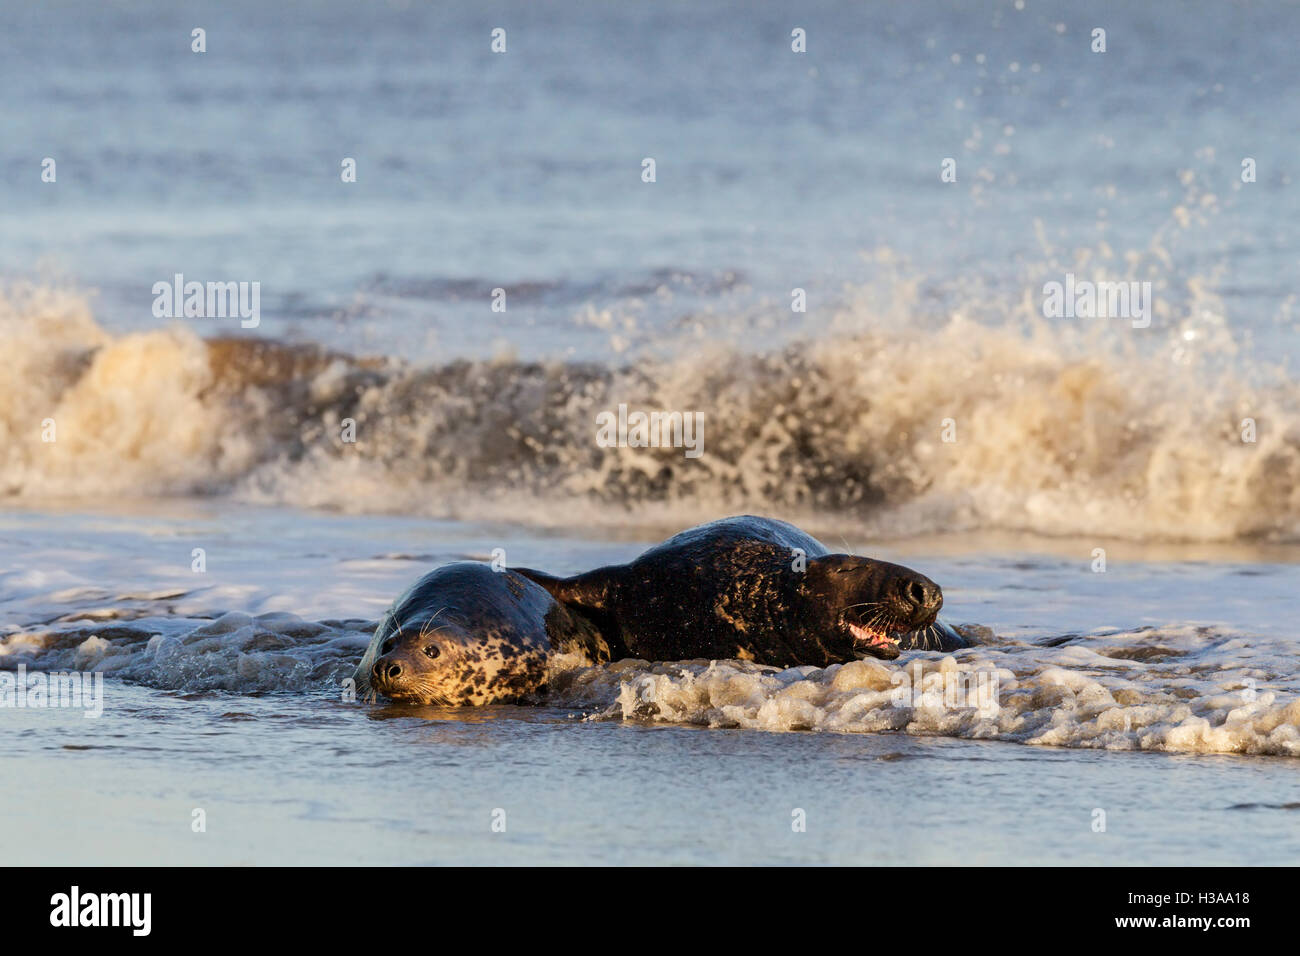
<box><xmin>517</xmin><ymin>515</ymin><xmax>966</xmax><ymax>666</ymax></box>
<box><xmin>354</xmin><ymin>562</ymin><xmax>611</xmax><ymax>705</ymax></box>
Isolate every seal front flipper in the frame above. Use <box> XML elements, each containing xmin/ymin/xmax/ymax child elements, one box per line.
<box><xmin>513</xmin><ymin>566</ymin><xmax>627</xmax><ymax>657</ymax></box>
<box><xmin>512</xmin><ymin>566</ymin><xmax>612</xmax><ymax>611</ymax></box>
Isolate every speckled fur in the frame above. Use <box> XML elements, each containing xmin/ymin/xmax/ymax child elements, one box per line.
<box><xmin>354</xmin><ymin>563</ymin><xmax>609</xmax><ymax>706</ymax></box>
<box><xmin>516</xmin><ymin>515</ymin><xmax>966</xmax><ymax>667</ymax></box>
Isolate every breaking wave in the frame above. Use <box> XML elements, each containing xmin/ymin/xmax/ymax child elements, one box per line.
<box><xmin>3</xmin><ymin>278</ymin><xmax>1298</xmax><ymax>541</ymax></box>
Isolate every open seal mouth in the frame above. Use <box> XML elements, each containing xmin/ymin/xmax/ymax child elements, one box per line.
<box><xmin>847</xmin><ymin>621</ymin><xmax>903</xmax><ymax>660</ymax></box>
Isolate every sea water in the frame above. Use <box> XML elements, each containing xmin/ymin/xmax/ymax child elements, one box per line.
<box><xmin>2</xmin><ymin>0</ymin><xmax>1299</xmax><ymax>864</ymax></box>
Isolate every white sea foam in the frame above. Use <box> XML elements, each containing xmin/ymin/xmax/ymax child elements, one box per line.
<box><xmin>553</xmin><ymin>624</ymin><xmax>1300</xmax><ymax>757</ymax></box>
<box><xmin>3</xmin><ymin>614</ymin><xmax>1296</xmax><ymax>757</ymax></box>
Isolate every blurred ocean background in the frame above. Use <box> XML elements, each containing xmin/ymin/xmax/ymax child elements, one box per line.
<box><xmin>2</xmin><ymin>0</ymin><xmax>1298</xmax><ymax>865</ymax></box>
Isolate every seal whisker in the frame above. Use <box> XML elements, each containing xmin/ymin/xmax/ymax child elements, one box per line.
<box><xmin>417</xmin><ymin>607</ymin><xmax>450</xmax><ymax>640</ymax></box>
<box><xmin>842</xmin><ymin>601</ymin><xmax>886</xmax><ymax>612</ymax></box>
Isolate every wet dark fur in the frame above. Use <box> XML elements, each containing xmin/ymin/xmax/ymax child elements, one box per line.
<box><xmin>517</xmin><ymin>515</ymin><xmax>966</xmax><ymax>667</ymax></box>
<box><xmin>354</xmin><ymin>563</ymin><xmax>610</xmax><ymax>705</ymax></box>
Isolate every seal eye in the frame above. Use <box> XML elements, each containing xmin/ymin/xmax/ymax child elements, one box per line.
<box><xmin>423</xmin><ymin>645</ymin><xmax>441</xmax><ymax>660</ymax></box>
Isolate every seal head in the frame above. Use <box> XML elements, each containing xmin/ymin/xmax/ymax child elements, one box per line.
<box><xmin>354</xmin><ymin>562</ymin><xmax>609</xmax><ymax>706</ymax></box>
<box><xmin>801</xmin><ymin>554</ymin><xmax>944</xmax><ymax>661</ymax></box>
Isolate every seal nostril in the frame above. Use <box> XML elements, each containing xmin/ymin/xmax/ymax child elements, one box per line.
<box><xmin>907</xmin><ymin>581</ymin><xmax>927</xmax><ymax>607</ymax></box>
<box><xmin>385</xmin><ymin>663</ymin><xmax>402</xmax><ymax>680</ymax></box>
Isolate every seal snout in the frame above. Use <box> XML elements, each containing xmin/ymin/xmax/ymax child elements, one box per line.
<box><xmin>371</xmin><ymin>643</ymin><xmax>430</xmax><ymax>696</ymax></box>
<box><xmin>900</xmin><ymin>577</ymin><xmax>943</xmax><ymax>622</ymax></box>
<box><xmin>370</xmin><ymin>653</ymin><xmax>408</xmax><ymax>695</ymax></box>
<box><xmin>374</xmin><ymin>658</ymin><xmax>404</xmax><ymax>683</ymax></box>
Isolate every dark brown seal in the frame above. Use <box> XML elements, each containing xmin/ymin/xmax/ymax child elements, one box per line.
<box><xmin>517</xmin><ymin>515</ymin><xmax>966</xmax><ymax>666</ymax></box>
